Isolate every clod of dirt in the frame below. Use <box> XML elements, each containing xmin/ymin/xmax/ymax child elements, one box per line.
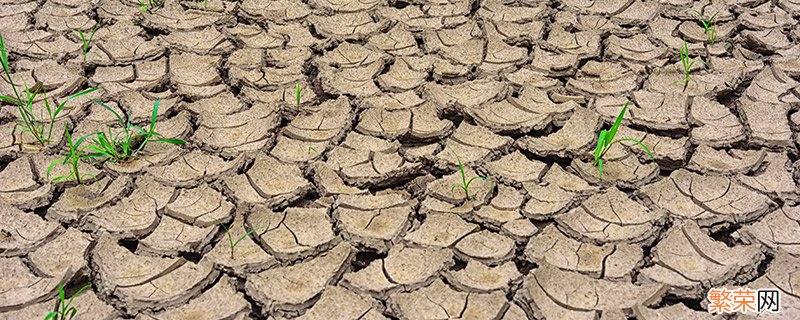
<box><xmin>687</xmin><ymin>145</ymin><xmax>765</xmax><ymax>174</ymax></box>
<box><xmin>568</xmin><ymin>61</ymin><xmax>639</xmax><ymax>96</ymax></box>
<box><xmin>204</xmin><ymin>212</ymin><xmax>277</xmax><ymax>275</ymax></box>
<box><xmin>403</xmin><ymin>213</ymin><xmax>478</xmax><ymax>247</ymax></box>
<box><xmin>735</xmin><ymin>251</ymin><xmax>800</xmax><ymax>318</ymax></box>
<box><xmin>287</xmin><ymin>285</ymin><xmax>385</xmax><ymax>320</ymax></box>
<box><xmin>82</xmin><ymin>176</ymin><xmax>175</xmax><ymax>238</ymax></box>
<box><xmin>138</xmin><ymin>216</ymin><xmax>217</xmax><ymax>256</ymax></box>
<box><xmin>92</xmin><ymin>234</ymin><xmax>220</xmax><ymax>314</ymax></box>
<box><xmin>572</xmin><ymin>155</ymin><xmax>660</xmax><ymax>189</ymax></box>
<box><xmin>342</xmin><ymin>244</ymin><xmax>452</xmax><ymax>297</ymax></box>
<box><xmin>28</xmin><ymin>228</ymin><xmax>91</xmax><ymax>278</ymax></box>
<box><xmin>137</xmin><ymin>276</ymin><xmax>250</xmax><ymax>319</ymax></box>
<box><xmin>556</xmin><ymin>187</ymin><xmax>666</xmax><ymax>245</ymax></box>
<box><xmin>150</xmin><ymin>151</ymin><xmax>244</xmax><ymax>188</ymax></box>
<box><xmin>639</xmin><ymin>221</ymin><xmax>763</xmax><ymax>298</ymax></box>
<box><xmin>250</xmin><ymin>206</ymin><xmax>337</xmax><ymax>261</ymax></box>
<box><xmin>738</xmin><ymin>204</ymin><xmax>800</xmax><ymax>256</ymax></box>
<box><xmin>689</xmin><ymin>96</ymin><xmax>746</xmax><ymax>147</ymax></box>
<box><xmin>605</xmin><ymin>34</ymin><xmax>668</xmax><ymax>65</ymax></box>
<box><xmin>0</xmin><ymin>204</ymin><xmax>60</xmax><ymax>256</ymax></box>
<box><xmin>47</xmin><ymin>175</ymin><xmax>134</xmax><ymax>223</ymax></box>
<box><xmin>2</xmin><ymin>287</ymin><xmax>118</xmax><ymax>319</ymax></box>
<box><xmin>455</xmin><ymin>230</ymin><xmax>515</xmax><ymax>265</ymax></box>
<box><xmin>389</xmin><ymin>279</ymin><xmax>508</xmax><ymax>319</ymax></box>
<box><xmin>166</xmin><ymin>183</ymin><xmax>234</xmax><ymax>227</ymax></box>
<box><xmin>221</xmin><ymin>153</ymin><xmax>312</xmax><ymax>208</ymax></box>
<box><xmin>517</xmin><ymin>262</ymin><xmax>666</xmax><ymax>320</ymax></box>
<box><xmin>517</xmin><ymin>108</ymin><xmax>601</xmax><ymax>158</ymax></box>
<box><xmin>484</xmin><ymin>151</ymin><xmax>548</xmax><ymax>186</ymax></box>
<box><xmin>245</xmin><ymin>242</ymin><xmax>352</xmax><ymax>314</ymax></box>
<box><xmin>0</xmin><ymin>156</ymin><xmax>54</xmax><ymax>210</ymax></box>
<box><xmin>325</xmin><ymin>131</ymin><xmax>422</xmax><ymax>188</ymax></box>
<box><xmin>240</xmin><ymin>0</ymin><xmax>312</xmax><ymax>23</ymax></box>
<box><xmin>525</xmin><ymin>225</ymin><xmax>643</xmax><ymax>280</ymax></box>
<box><xmin>333</xmin><ymin>191</ymin><xmax>415</xmax><ymax>252</ymax></box>
<box><xmin>162</xmin><ymin>26</ymin><xmax>235</xmax><ymax>55</ymax></box>
<box><xmin>194</xmin><ymin>103</ymin><xmax>280</xmax><ymax>157</ymax></box>
<box><xmin>444</xmin><ymin>259</ymin><xmax>522</xmax><ymax>293</ymax></box>
<box><xmin>737</xmin><ymin>152</ymin><xmax>799</xmax><ymax>202</ymax></box>
<box><xmin>522</xmin><ymin>165</ymin><xmax>598</xmax><ymax>220</ymax></box>
<box><xmin>641</xmin><ymin>169</ymin><xmax>775</xmax><ymax>226</ymax></box>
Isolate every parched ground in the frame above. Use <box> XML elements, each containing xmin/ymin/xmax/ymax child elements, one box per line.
<box><xmin>1</xmin><ymin>0</ymin><xmax>800</xmax><ymax>319</ymax></box>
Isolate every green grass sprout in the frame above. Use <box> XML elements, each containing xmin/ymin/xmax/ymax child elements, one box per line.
<box><xmin>43</xmin><ymin>283</ymin><xmax>91</xmax><ymax>320</ymax></box>
<box><xmin>442</xmin><ymin>139</ymin><xmax>494</xmax><ymax>201</ymax></box>
<box><xmin>295</xmin><ymin>82</ymin><xmax>302</xmax><ymax>114</ymax></box>
<box><xmin>689</xmin><ymin>9</ymin><xmax>718</xmax><ymax>44</ymax></box>
<box><xmin>47</xmin><ymin>124</ymin><xmax>97</xmax><ymax>184</ymax></box>
<box><xmin>308</xmin><ymin>146</ymin><xmax>317</xmax><ymax>154</ymax></box>
<box><xmin>76</xmin><ymin>24</ymin><xmax>99</xmax><ymax>63</ymax></box>
<box><xmin>674</xmin><ymin>38</ymin><xmax>707</xmax><ymax>91</ymax></box>
<box><xmin>1</xmin><ymin>33</ymin><xmax>98</xmax><ymax>148</ymax></box>
<box><xmin>137</xmin><ymin>0</ymin><xmax>161</xmax><ymax>12</ymax></box>
<box><xmin>212</xmin><ymin>214</ymin><xmax>272</xmax><ymax>260</ymax></box>
<box><xmin>84</xmin><ymin>99</ymin><xmax>185</xmax><ymax>163</ymax></box>
<box><xmin>592</xmin><ymin>101</ymin><xmax>655</xmax><ymax>177</ymax></box>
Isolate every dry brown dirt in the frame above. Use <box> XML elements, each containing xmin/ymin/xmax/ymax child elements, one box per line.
<box><xmin>2</xmin><ymin>0</ymin><xmax>800</xmax><ymax>319</ymax></box>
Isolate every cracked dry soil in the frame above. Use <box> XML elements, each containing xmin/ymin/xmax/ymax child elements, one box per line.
<box><xmin>2</xmin><ymin>0</ymin><xmax>800</xmax><ymax>319</ymax></box>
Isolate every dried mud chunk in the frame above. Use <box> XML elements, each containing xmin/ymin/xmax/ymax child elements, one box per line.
<box><xmin>687</xmin><ymin>146</ymin><xmax>765</xmax><ymax>174</ymax></box>
<box><xmin>518</xmin><ymin>262</ymin><xmax>665</xmax><ymax>320</ymax></box>
<box><xmin>0</xmin><ymin>258</ymin><xmax>65</xmax><ymax>312</ymax></box>
<box><xmin>137</xmin><ymin>276</ymin><xmax>249</xmax><ymax>319</ymax></box>
<box><xmin>735</xmin><ymin>251</ymin><xmax>800</xmax><ymax>318</ymax></box>
<box><xmin>544</xmin><ymin>25</ymin><xmax>601</xmax><ymax>59</ymax></box>
<box><xmin>572</xmin><ymin>155</ymin><xmax>660</xmax><ymax>188</ymax></box>
<box><xmin>529</xmin><ymin>46</ymin><xmax>579</xmax><ymax>76</ymax></box>
<box><xmin>744</xmin><ymin>64</ymin><xmax>797</xmax><ymax>104</ymax></box>
<box><xmin>249</xmin><ymin>206</ymin><xmax>337</xmax><ymax>261</ymax></box>
<box><xmin>427</xmin><ymin>78</ymin><xmax>506</xmax><ymax>108</ymax></box>
<box><xmin>320</xmin><ymin>41</ymin><xmax>388</xmax><ymax>68</ymax></box>
<box><xmin>477</xmin><ymin>0</ymin><xmax>547</xmax><ymax>23</ymax></box>
<box><xmin>639</xmin><ymin>221</ymin><xmax>763</xmax><ymax>297</ymax></box>
<box><xmin>367</xmin><ymin>24</ymin><xmax>419</xmax><ymax>56</ymax></box>
<box><xmin>605</xmin><ymin>34</ymin><xmax>667</xmax><ymax>64</ymax></box>
<box><xmin>239</xmin><ymin>0</ymin><xmax>311</xmax><ymax>22</ymax></box>
<box><xmin>455</xmin><ymin>230</ymin><xmax>514</xmax><ymax>265</ymax></box>
<box><xmin>283</xmin><ymin>96</ymin><xmax>353</xmax><ymax>142</ymax></box>
<box><xmin>561</xmin><ymin>0</ymin><xmax>633</xmax><ymax>14</ymax></box>
<box><xmin>737</xmin><ymin>152</ymin><xmax>798</xmax><ymax>201</ymax></box>
<box><xmin>426</xmin><ymin>167</ymin><xmax>496</xmax><ymax>205</ymax></box>
<box><xmin>92</xmin><ymin>234</ymin><xmax>219</xmax><ymax>313</ymax></box>
<box><xmin>0</xmin><ymin>156</ymin><xmax>53</xmax><ymax>210</ymax></box>
<box><xmin>319</xmin><ymin>62</ymin><xmax>382</xmax><ymax>97</ymax></box>
<box><xmin>326</xmin><ymin>132</ymin><xmax>422</xmax><ymax>187</ymax></box>
<box><xmin>423</xmin><ymin>21</ymin><xmax>484</xmax><ymax>66</ymax></box>
<box><xmin>162</xmin><ymin>26</ymin><xmax>234</xmax><ymax>55</ymax></box>
<box><xmin>34</xmin><ymin>3</ymin><xmax>94</xmax><ymax>32</ymax></box>
<box><xmin>506</xmin><ymin>84</ymin><xmax>577</xmax><ymax>126</ymax></box>
<box><xmin>598</xmin><ymin>91</ymin><xmax>689</xmax><ymax>131</ymax></box>
<box><xmin>484</xmin><ymin>151</ymin><xmax>547</xmax><ymax>185</ymax></box>
<box><xmin>0</xmin><ymin>205</ymin><xmax>60</xmax><ymax>257</ymax></box>
<box><xmin>378</xmin><ymin>58</ymin><xmax>427</xmax><ymax>91</ymax></box>
<box><xmin>165</xmin><ymin>183</ymin><xmax>234</xmax><ymax>227</ymax></box>
<box><xmin>141</xmin><ymin>1</ymin><xmax>234</xmax><ymax>30</ymax></box>
<box><xmin>204</xmin><ymin>214</ymin><xmax>277</xmax><ymax>275</ymax></box>
<box><xmin>149</xmin><ymin>151</ymin><xmax>243</xmax><ymax>187</ymax></box>
<box><xmin>521</xmin><ymin>165</ymin><xmax>597</xmax><ymax>219</ymax></box>
<box><xmin>138</xmin><ymin>216</ymin><xmax>217</xmax><ymax>256</ymax></box>
<box><xmin>88</xmin><ymin>21</ymin><xmax>165</xmax><ymax>64</ymax></box>
<box><xmin>435</xmin><ymin>123</ymin><xmax>512</xmax><ymax>167</ymax></box>
<box><xmin>223</xmin><ymin>153</ymin><xmax>312</xmax><ymax>208</ymax></box>
<box><xmin>333</xmin><ymin>191</ymin><xmax>416</xmax><ymax>252</ymax></box>
<box><xmin>193</xmin><ymin>103</ymin><xmax>280</xmax><ymax>155</ymax></box>
<box><xmin>641</xmin><ymin>169</ymin><xmax>775</xmax><ymax>226</ymax></box>
<box><xmin>738</xmin><ymin>204</ymin><xmax>800</xmax><ymax>256</ymax></box>
<box><xmin>245</xmin><ymin>242</ymin><xmax>352</xmax><ymax>313</ymax></box>
<box><xmin>344</xmin><ymin>245</ymin><xmax>452</xmax><ymax>296</ymax></box>
<box><xmin>471</xmin><ymin>185</ymin><xmax>525</xmax><ymax>224</ymax></box>
<box><xmin>608</xmin><ymin>126</ymin><xmax>689</xmax><ymax>164</ymax></box>
<box><xmin>517</xmin><ymin>108</ymin><xmax>601</xmax><ymax>158</ymax></box>
<box><xmin>311</xmin><ymin>163</ymin><xmax>368</xmax><ymax>196</ymax></box>
<box><xmin>444</xmin><ymin>259</ymin><xmax>522</xmax><ymax>293</ymax></box>
<box><xmin>743</xmin><ymin>29</ymin><xmax>793</xmax><ymax>52</ymax></box>
<box><xmin>293</xmin><ymin>286</ymin><xmax>387</xmax><ymax>320</ymax></box>
<box><xmin>557</xmin><ymin>187</ymin><xmax>665</xmax><ymax>245</ymax></box>
<box><xmin>740</xmin><ymin>100</ymin><xmax>793</xmax><ymax>148</ymax></box>
<box><xmin>2</xmin><ymin>289</ymin><xmax>118</xmax><ymax>320</ymax></box>
<box><xmin>47</xmin><ymin>175</ymin><xmax>133</xmax><ymax>223</ymax></box>
<box><xmin>389</xmin><ymin>279</ymin><xmax>507</xmax><ymax>319</ymax></box>
<box><xmin>480</xmin><ymin>23</ymin><xmax>527</xmax><ymax>72</ymax></box>
<box><xmin>567</xmin><ymin>61</ymin><xmax>639</xmax><ymax>95</ymax></box>
<box><xmin>82</xmin><ymin>176</ymin><xmax>174</xmax><ymax>238</ymax></box>
<box><xmin>410</xmin><ymin>102</ymin><xmax>454</xmax><ymax>139</ymax></box>
<box><xmin>170</xmin><ymin>52</ymin><xmax>221</xmax><ymax>87</ymax></box>
<box><xmin>308</xmin><ymin>12</ymin><xmax>388</xmax><ymax>40</ymax></box>
<box><xmin>356</xmin><ymin>92</ymin><xmax>422</xmax><ymax>139</ymax></box>
<box><xmin>403</xmin><ymin>213</ymin><xmax>478</xmax><ymax>247</ymax></box>
<box><xmin>28</xmin><ymin>228</ymin><xmax>90</xmax><ymax>278</ymax></box>
<box><xmin>633</xmin><ymin>303</ymin><xmax>721</xmax><ymax>320</ymax></box>
<box><xmin>525</xmin><ymin>225</ymin><xmax>642</xmax><ymax>280</ymax></box>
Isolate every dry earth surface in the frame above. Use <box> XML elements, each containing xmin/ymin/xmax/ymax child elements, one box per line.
<box><xmin>2</xmin><ymin>0</ymin><xmax>800</xmax><ymax>319</ymax></box>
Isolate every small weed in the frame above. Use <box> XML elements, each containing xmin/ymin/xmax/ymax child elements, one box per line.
<box><xmin>76</xmin><ymin>24</ymin><xmax>99</xmax><ymax>63</ymax></box>
<box><xmin>137</xmin><ymin>0</ymin><xmax>162</xmax><ymax>12</ymax></box>
<box><xmin>213</xmin><ymin>215</ymin><xmax>272</xmax><ymax>260</ymax></box>
<box><xmin>295</xmin><ymin>82</ymin><xmax>302</xmax><ymax>114</ymax></box>
<box><xmin>674</xmin><ymin>38</ymin><xmax>707</xmax><ymax>91</ymax></box>
<box><xmin>689</xmin><ymin>9</ymin><xmax>718</xmax><ymax>44</ymax></box>
<box><xmin>43</xmin><ymin>283</ymin><xmax>91</xmax><ymax>320</ymax></box>
<box><xmin>592</xmin><ymin>101</ymin><xmax>655</xmax><ymax>177</ymax></box>
<box><xmin>308</xmin><ymin>146</ymin><xmax>317</xmax><ymax>154</ymax></box>
<box><xmin>84</xmin><ymin>99</ymin><xmax>185</xmax><ymax>163</ymax></box>
<box><xmin>1</xmin><ymin>33</ymin><xmax>98</xmax><ymax>147</ymax></box>
<box><xmin>442</xmin><ymin>140</ymin><xmax>494</xmax><ymax>201</ymax></box>
<box><xmin>47</xmin><ymin>124</ymin><xmax>97</xmax><ymax>184</ymax></box>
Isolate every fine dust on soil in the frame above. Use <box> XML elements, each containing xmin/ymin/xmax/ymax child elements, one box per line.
<box><xmin>1</xmin><ymin>0</ymin><xmax>800</xmax><ymax>319</ymax></box>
